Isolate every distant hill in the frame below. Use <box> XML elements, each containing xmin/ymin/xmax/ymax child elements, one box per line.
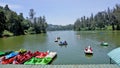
<box><xmin>47</xmin><ymin>24</ymin><xmax>74</xmax><ymax>31</ymax></box>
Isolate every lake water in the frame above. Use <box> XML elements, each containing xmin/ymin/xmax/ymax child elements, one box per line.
<box><xmin>0</xmin><ymin>31</ymin><xmax>120</xmax><ymax>64</ymax></box>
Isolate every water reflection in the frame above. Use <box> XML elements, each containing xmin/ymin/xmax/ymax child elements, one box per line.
<box><xmin>0</xmin><ymin>36</ymin><xmax>25</xmax><ymax>51</ymax></box>
<box><xmin>85</xmin><ymin>54</ymin><xmax>93</xmax><ymax>59</ymax></box>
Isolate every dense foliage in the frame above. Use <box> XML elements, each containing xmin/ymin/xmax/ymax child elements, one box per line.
<box><xmin>74</xmin><ymin>4</ymin><xmax>120</xmax><ymax>31</ymax></box>
<box><xmin>47</xmin><ymin>24</ymin><xmax>74</xmax><ymax>31</ymax></box>
<box><xmin>0</xmin><ymin>5</ymin><xmax>48</xmax><ymax>37</ymax></box>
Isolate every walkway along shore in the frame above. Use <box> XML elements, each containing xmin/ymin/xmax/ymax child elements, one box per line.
<box><xmin>0</xmin><ymin>64</ymin><xmax>119</xmax><ymax>68</ymax></box>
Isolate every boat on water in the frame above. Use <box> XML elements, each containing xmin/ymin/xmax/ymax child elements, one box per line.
<box><xmin>5</xmin><ymin>51</ymin><xmax>19</xmax><ymax>59</ymax></box>
<box><xmin>24</xmin><ymin>51</ymin><xmax>57</xmax><ymax>65</ymax></box>
<box><xmin>45</xmin><ymin>52</ymin><xmax>57</xmax><ymax>59</ymax></box>
<box><xmin>54</xmin><ymin>39</ymin><xmax>58</xmax><ymax>42</ymax></box>
<box><xmin>59</xmin><ymin>41</ymin><xmax>67</xmax><ymax>45</ymax></box>
<box><xmin>0</xmin><ymin>49</ymin><xmax>57</xmax><ymax>64</ymax></box>
<box><xmin>17</xmin><ymin>49</ymin><xmax>27</xmax><ymax>54</ymax></box>
<box><xmin>84</xmin><ymin>46</ymin><xmax>93</xmax><ymax>55</ymax></box>
<box><xmin>34</xmin><ymin>51</ymin><xmax>48</xmax><ymax>58</ymax></box>
<box><xmin>0</xmin><ymin>51</ymin><xmax>13</xmax><ymax>57</ymax></box>
<box><xmin>54</xmin><ymin>37</ymin><xmax>60</xmax><ymax>42</ymax></box>
<box><xmin>12</xmin><ymin>51</ymin><xmax>34</xmax><ymax>64</ymax></box>
<box><xmin>101</xmin><ymin>42</ymin><xmax>108</xmax><ymax>46</ymax></box>
<box><xmin>24</xmin><ymin>57</ymin><xmax>52</xmax><ymax>65</ymax></box>
<box><xmin>0</xmin><ymin>51</ymin><xmax>19</xmax><ymax>64</ymax></box>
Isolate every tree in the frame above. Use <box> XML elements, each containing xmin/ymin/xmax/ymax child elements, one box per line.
<box><xmin>29</xmin><ymin>9</ymin><xmax>35</xmax><ymax>19</ymax></box>
<box><xmin>4</xmin><ymin>5</ymin><xmax>10</xmax><ymax>11</ymax></box>
<box><xmin>0</xmin><ymin>11</ymin><xmax>6</xmax><ymax>37</ymax></box>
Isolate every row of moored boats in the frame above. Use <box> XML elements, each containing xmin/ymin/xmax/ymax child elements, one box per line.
<box><xmin>0</xmin><ymin>49</ymin><xmax>57</xmax><ymax>64</ymax></box>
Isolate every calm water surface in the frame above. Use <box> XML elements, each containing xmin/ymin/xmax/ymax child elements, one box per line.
<box><xmin>0</xmin><ymin>31</ymin><xmax>120</xmax><ymax>64</ymax></box>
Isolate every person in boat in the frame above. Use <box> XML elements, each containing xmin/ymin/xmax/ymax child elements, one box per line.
<box><xmin>64</xmin><ymin>41</ymin><xmax>67</xmax><ymax>44</ymax></box>
<box><xmin>85</xmin><ymin>45</ymin><xmax>92</xmax><ymax>51</ymax></box>
<box><xmin>85</xmin><ymin>48</ymin><xmax>88</xmax><ymax>51</ymax></box>
<box><xmin>57</xmin><ymin>37</ymin><xmax>60</xmax><ymax>39</ymax></box>
<box><xmin>60</xmin><ymin>41</ymin><xmax>62</xmax><ymax>44</ymax></box>
<box><xmin>55</xmin><ymin>39</ymin><xmax>58</xmax><ymax>42</ymax></box>
<box><xmin>88</xmin><ymin>45</ymin><xmax>92</xmax><ymax>51</ymax></box>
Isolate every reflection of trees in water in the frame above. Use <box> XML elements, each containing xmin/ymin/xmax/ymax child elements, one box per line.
<box><xmin>0</xmin><ymin>34</ymin><xmax>48</xmax><ymax>51</ymax></box>
<box><xmin>24</xmin><ymin>34</ymin><xmax>47</xmax><ymax>45</ymax></box>
<box><xmin>85</xmin><ymin>54</ymin><xmax>93</xmax><ymax>59</ymax></box>
<box><xmin>59</xmin><ymin>44</ymin><xmax>67</xmax><ymax>48</ymax></box>
<box><xmin>0</xmin><ymin>36</ymin><xmax>25</xmax><ymax>51</ymax></box>
<box><xmin>76</xmin><ymin>31</ymin><xmax>120</xmax><ymax>48</ymax></box>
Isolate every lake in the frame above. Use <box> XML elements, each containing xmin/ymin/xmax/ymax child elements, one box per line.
<box><xmin>0</xmin><ymin>31</ymin><xmax>120</xmax><ymax>64</ymax></box>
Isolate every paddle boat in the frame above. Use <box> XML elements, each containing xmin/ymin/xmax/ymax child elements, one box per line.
<box><xmin>5</xmin><ymin>51</ymin><xmax>19</xmax><ymax>59</ymax></box>
<box><xmin>101</xmin><ymin>42</ymin><xmax>108</xmax><ymax>46</ymax></box>
<box><xmin>0</xmin><ymin>51</ymin><xmax>13</xmax><ymax>57</ymax></box>
<box><xmin>0</xmin><ymin>52</ymin><xmax>5</xmax><ymax>57</ymax></box>
<box><xmin>54</xmin><ymin>37</ymin><xmax>60</xmax><ymax>42</ymax></box>
<box><xmin>24</xmin><ymin>57</ymin><xmax>42</xmax><ymax>64</ymax></box>
<box><xmin>0</xmin><ymin>51</ymin><xmax>19</xmax><ymax>64</ymax></box>
<box><xmin>24</xmin><ymin>51</ymin><xmax>57</xmax><ymax>65</ymax></box>
<box><xmin>12</xmin><ymin>51</ymin><xmax>34</xmax><ymax>64</ymax></box>
<box><xmin>54</xmin><ymin>39</ymin><xmax>58</xmax><ymax>42</ymax></box>
<box><xmin>34</xmin><ymin>51</ymin><xmax>48</xmax><ymax>58</ymax></box>
<box><xmin>84</xmin><ymin>46</ymin><xmax>93</xmax><ymax>55</ymax></box>
<box><xmin>59</xmin><ymin>41</ymin><xmax>67</xmax><ymax>45</ymax></box>
<box><xmin>17</xmin><ymin>49</ymin><xmax>27</xmax><ymax>54</ymax></box>
<box><xmin>39</xmin><ymin>51</ymin><xmax>57</xmax><ymax>64</ymax></box>
<box><xmin>24</xmin><ymin>57</ymin><xmax>52</xmax><ymax>65</ymax></box>
<box><xmin>45</xmin><ymin>51</ymin><xmax>57</xmax><ymax>59</ymax></box>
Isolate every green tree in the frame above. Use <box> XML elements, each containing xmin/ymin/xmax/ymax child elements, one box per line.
<box><xmin>0</xmin><ymin>11</ymin><xmax>6</xmax><ymax>37</ymax></box>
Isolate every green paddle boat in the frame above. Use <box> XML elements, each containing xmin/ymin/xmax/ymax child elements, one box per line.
<box><xmin>101</xmin><ymin>42</ymin><xmax>108</xmax><ymax>46</ymax></box>
<box><xmin>0</xmin><ymin>52</ymin><xmax>5</xmax><ymax>57</ymax></box>
<box><xmin>24</xmin><ymin>57</ymin><xmax>52</xmax><ymax>65</ymax></box>
<box><xmin>36</xmin><ymin>57</ymin><xmax>52</xmax><ymax>64</ymax></box>
<box><xmin>0</xmin><ymin>51</ymin><xmax>13</xmax><ymax>57</ymax></box>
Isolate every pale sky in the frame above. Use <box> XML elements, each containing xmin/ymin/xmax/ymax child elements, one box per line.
<box><xmin>0</xmin><ymin>0</ymin><xmax>120</xmax><ymax>25</ymax></box>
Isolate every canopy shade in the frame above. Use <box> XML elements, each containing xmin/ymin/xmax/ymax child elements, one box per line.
<box><xmin>108</xmin><ymin>47</ymin><xmax>120</xmax><ymax>66</ymax></box>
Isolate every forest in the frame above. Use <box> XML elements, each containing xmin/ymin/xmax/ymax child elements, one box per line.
<box><xmin>0</xmin><ymin>5</ymin><xmax>47</xmax><ymax>37</ymax></box>
<box><xmin>0</xmin><ymin>4</ymin><xmax>120</xmax><ymax>37</ymax></box>
<box><xmin>74</xmin><ymin>4</ymin><xmax>120</xmax><ymax>31</ymax></box>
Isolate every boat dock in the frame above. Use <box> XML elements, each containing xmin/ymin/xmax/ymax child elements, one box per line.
<box><xmin>0</xmin><ymin>64</ymin><xmax>119</xmax><ymax>68</ymax></box>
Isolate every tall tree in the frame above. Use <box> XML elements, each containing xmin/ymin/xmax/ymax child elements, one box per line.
<box><xmin>0</xmin><ymin>11</ymin><xmax>6</xmax><ymax>37</ymax></box>
<box><xmin>29</xmin><ymin>9</ymin><xmax>35</xmax><ymax>19</ymax></box>
<box><xmin>4</xmin><ymin>4</ymin><xmax>10</xmax><ymax>11</ymax></box>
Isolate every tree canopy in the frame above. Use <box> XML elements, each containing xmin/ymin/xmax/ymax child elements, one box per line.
<box><xmin>0</xmin><ymin>5</ymin><xmax>48</xmax><ymax>37</ymax></box>
<box><xmin>74</xmin><ymin>4</ymin><xmax>120</xmax><ymax>31</ymax></box>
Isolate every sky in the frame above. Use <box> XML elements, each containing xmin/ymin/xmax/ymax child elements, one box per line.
<box><xmin>0</xmin><ymin>0</ymin><xmax>120</xmax><ymax>25</ymax></box>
